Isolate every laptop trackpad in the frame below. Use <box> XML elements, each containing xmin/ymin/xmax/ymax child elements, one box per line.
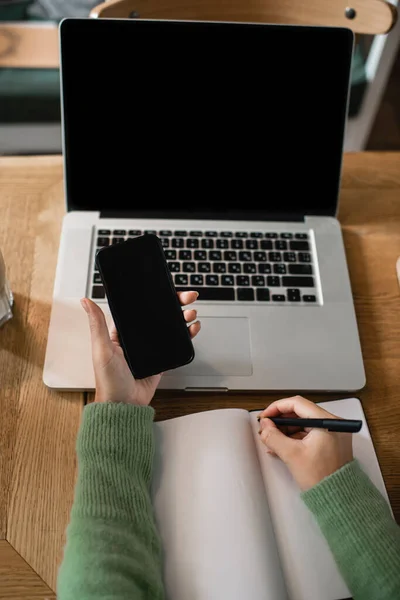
<box><xmin>177</xmin><ymin>316</ymin><xmax>252</xmax><ymax>376</ymax></box>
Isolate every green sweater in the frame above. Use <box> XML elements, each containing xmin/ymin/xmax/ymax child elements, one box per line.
<box><xmin>57</xmin><ymin>403</ymin><xmax>400</xmax><ymax>600</ymax></box>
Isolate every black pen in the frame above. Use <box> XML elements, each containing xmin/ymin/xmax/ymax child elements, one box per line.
<box><xmin>257</xmin><ymin>416</ymin><xmax>362</xmax><ymax>433</ymax></box>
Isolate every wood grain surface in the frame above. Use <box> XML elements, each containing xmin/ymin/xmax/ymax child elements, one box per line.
<box><xmin>0</xmin><ymin>152</ymin><xmax>399</xmax><ymax>594</ymax></box>
<box><xmin>0</xmin><ymin>540</ymin><xmax>55</xmax><ymax>599</ymax></box>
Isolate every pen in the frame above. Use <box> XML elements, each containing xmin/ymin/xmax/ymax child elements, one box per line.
<box><xmin>257</xmin><ymin>416</ymin><xmax>362</xmax><ymax>433</ymax></box>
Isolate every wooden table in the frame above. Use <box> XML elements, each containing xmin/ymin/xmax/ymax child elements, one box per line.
<box><xmin>0</xmin><ymin>152</ymin><xmax>399</xmax><ymax>597</ymax></box>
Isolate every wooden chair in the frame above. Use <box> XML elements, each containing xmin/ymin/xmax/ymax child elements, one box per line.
<box><xmin>90</xmin><ymin>0</ymin><xmax>396</xmax><ymax>35</ymax></box>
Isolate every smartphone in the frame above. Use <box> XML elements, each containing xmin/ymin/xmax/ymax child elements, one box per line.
<box><xmin>95</xmin><ymin>234</ymin><xmax>195</xmax><ymax>379</ymax></box>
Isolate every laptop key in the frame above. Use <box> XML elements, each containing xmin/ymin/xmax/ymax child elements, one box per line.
<box><xmin>198</xmin><ymin>262</ymin><xmax>211</xmax><ymax>273</ymax></box>
<box><xmin>194</xmin><ymin>250</ymin><xmax>207</xmax><ymax>261</ymax></box>
<box><xmin>250</xmin><ymin>232</ymin><xmax>263</xmax><ymax>238</ymax></box>
<box><xmin>225</xmin><ymin>251</ymin><xmax>237</xmax><ymax>261</ymax></box>
<box><xmin>252</xmin><ymin>275</ymin><xmax>265</xmax><ymax>286</ymax></box>
<box><xmin>187</xmin><ymin>238</ymin><xmax>199</xmax><ymax>248</ymax></box>
<box><xmin>303</xmin><ymin>294</ymin><xmax>317</xmax><ymax>302</ymax></box>
<box><xmin>175</xmin><ymin>274</ymin><xmax>188</xmax><ymax>285</ymax></box>
<box><xmin>244</xmin><ymin>263</ymin><xmax>256</xmax><ymax>274</ymax></box>
<box><xmin>246</xmin><ymin>239</ymin><xmax>258</xmax><ymax>249</ymax></box>
<box><xmin>261</xmin><ymin>240</ymin><xmax>273</xmax><ymax>250</ymax></box>
<box><xmin>97</xmin><ymin>237</ymin><xmax>110</xmax><ymax>247</ymax></box>
<box><xmin>202</xmin><ymin>238</ymin><xmax>214</xmax><ymax>249</ymax></box>
<box><xmin>228</xmin><ymin>263</ymin><xmax>241</xmax><ymax>273</ymax></box>
<box><xmin>274</xmin><ymin>263</ymin><xmax>287</xmax><ymax>274</ymax></box>
<box><xmin>172</xmin><ymin>238</ymin><xmax>184</xmax><ymax>248</ymax></box>
<box><xmin>295</xmin><ymin>233</ymin><xmax>308</xmax><ymax>239</ymax></box>
<box><xmin>206</xmin><ymin>275</ymin><xmax>219</xmax><ymax>286</ymax></box>
<box><xmin>237</xmin><ymin>288</ymin><xmax>254</xmax><ymax>301</ymax></box>
<box><xmin>113</xmin><ymin>229</ymin><xmax>126</xmax><ymax>235</ymax></box>
<box><xmin>288</xmin><ymin>264</ymin><xmax>312</xmax><ymax>275</ymax></box>
<box><xmin>220</xmin><ymin>231</ymin><xmax>233</xmax><ymax>237</ymax></box>
<box><xmin>159</xmin><ymin>230</ymin><xmax>172</xmax><ymax>236</ymax></box>
<box><xmin>176</xmin><ymin>287</ymin><xmax>234</xmax><ymax>301</ymax></box>
<box><xmin>232</xmin><ymin>239</ymin><xmax>244</xmax><ymax>249</ymax></box>
<box><xmin>275</xmin><ymin>240</ymin><xmax>287</xmax><ymax>250</ymax></box>
<box><xmin>128</xmin><ymin>229</ymin><xmax>142</xmax><ymax>236</ymax></box>
<box><xmin>189</xmin><ymin>230</ymin><xmax>202</xmax><ymax>237</ymax></box>
<box><xmin>165</xmin><ymin>250</ymin><xmax>176</xmax><ymax>260</ymax></box>
<box><xmin>239</xmin><ymin>251</ymin><xmax>252</xmax><ymax>262</ymax></box>
<box><xmin>175</xmin><ymin>230</ymin><xmax>187</xmax><ymax>236</ymax></box>
<box><xmin>93</xmin><ymin>273</ymin><xmax>102</xmax><ymax>284</ymax></box>
<box><xmin>98</xmin><ymin>229</ymin><xmax>111</xmax><ymax>236</ymax></box>
<box><xmin>267</xmin><ymin>276</ymin><xmax>280</xmax><ymax>286</ymax></box>
<box><xmin>112</xmin><ymin>237</ymin><xmax>125</xmax><ymax>244</ymax></box>
<box><xmin>268</xmin><ymin>252</ymin><xmax>282</xmax><ymax>262</ymax></box>
<box><xmin>258</xmin><ymin>263</ymin><xmax>272</xmax><ymax>274</ymax></box>
<box><xmin>281</xmin><ymin>233</ymin><xmax>293</xmax><ymax>239</ymax></box>
<box><xmin>183</xmin><ymin>262</ymin><xmax>196</xmax><ymax>273</ymax></box>
<box><xmin>205</xmin><ymin>231</ymin><xmax>218</xmax><ymax>237</ymax></box>
<box><xmin>191</xmin><ymin>274</ymin><xmax>204</xmax><ymax>286</ymax></box>
<box><xmin>298</xmin><ymin>252</ymin><xmax>312</xmax><ymax>263</ymax></box>
<box><xmin>216</xmin><ymin>239</ymin><xmax>229</xmax><ymax>249</ymax></box>
<box><xmin>235</xmin><ymin>232</ymin><xmax>248</xmax><ymax>238</ymax></box>
<box><xmin>254</xmin><ymin>251</ymin><xmax>267</xmax><ymax>262</ymax></box>
<box><xmin>160</xmin><ymin>238</ymin><xmax>169</xmax><ymax>248</ymax></box>
<box><xmin>222</xmin><ymin>275</ymin><xmax>234</xmax><ymax>286</ymax></box>
<box><xmin>265</xmin><ymin>233</ymin><xmax>278</xmax><ymax>239</ymax></box>
<box><xmin>209</xmin><ymin>250</ymin><xmax>222</xmax><ymax>261</ymax></box>
<box><xmin>257</xmin><ymin>288</ymin><xmax>270</xmax><ymax>301</ymax></box>
<box><xmin>92</xmin><ymin>285</ymin><xmax>105</xmax><ymax>299</ymax></box>
<box><xmin>282</xmin><ymin>276</ymin><xmax>314</xmax><ymax>287</ymax></box>
<box><xmin>179</xmin><ymin>250</ymin><xmax>192</xmax><ymax>260</ymax></box>
<box><xmin>213</xmin><ymin>263</ymin><xmax>226</xmax><ymax>273</ymax></box>
<box><xmin>168</xmin><ymin>262</ymin><xmax>180</xmax><ymax>272</ymax></box>
<box><xmin>283</xmin><ymin>252</ymin><xmax>297</xmax><ymax>262</ymax></box>
<box><xmin>272</xmin><ymin>294</ymin><xmax>286</xmax><ymax>301</ymax></box>
<box><xmin>237</xmin><ymin>275</ymin><xmax>250</xmax><ymax>286</ymax></box>
<box><xmin>144</xmin><ymin>230</ymin><xmax>157</xmax><ymax>235</ymax></box>
<box><xmin>287</xmin><ymin>288</ymin><xmax>301</xmax><ymax>302</ymax></box>
<box><xmin>290</xmin><ymin>240</ymin><xmax>310</xmax><ymax>251</ymax></box>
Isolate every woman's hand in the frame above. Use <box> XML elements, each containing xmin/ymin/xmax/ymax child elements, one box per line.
<box><xmin>81</xmin><ymin>291</ymin><xmax>200</xmax><ymax>406</ymax></box>
<box><xmin>258</xmin><ymin>396</ymin><xmax>353</xmax><ymax>491</ymax></box>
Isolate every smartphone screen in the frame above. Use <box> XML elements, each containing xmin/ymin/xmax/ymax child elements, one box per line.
<box><xmin>96</xmin><ymin>234</ymin><xmax>195</xmax><ymax>379</ymax></box>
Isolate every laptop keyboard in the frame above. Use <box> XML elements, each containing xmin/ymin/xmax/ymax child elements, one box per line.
<box><xmin>90</xmin><ymin>229</ymin><xmax>319</xmax><ymax>304</ymax></box>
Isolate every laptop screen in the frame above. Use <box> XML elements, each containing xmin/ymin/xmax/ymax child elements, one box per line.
<box><xmin>60</xmin><ymin>19</ymin><xmax>353</xmax><ymax>218</ymax></box>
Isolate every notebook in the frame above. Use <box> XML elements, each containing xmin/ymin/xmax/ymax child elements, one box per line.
<box><xmin>151</xmin><ymin>398</ymin><xmax>390</xmax><ymax>600</ymax></box>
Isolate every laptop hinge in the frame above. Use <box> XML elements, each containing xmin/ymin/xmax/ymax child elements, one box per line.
<box><xmin>99</xmin><ymin>210</ymin><xmax>305</xmax><ymax>222</ymax></box>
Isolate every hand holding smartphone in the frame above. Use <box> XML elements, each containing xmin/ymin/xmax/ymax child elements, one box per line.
<box><xmin>96</xmin><ymin>234</ymin><xmax>195</xmax><ymax>379</ymax></box>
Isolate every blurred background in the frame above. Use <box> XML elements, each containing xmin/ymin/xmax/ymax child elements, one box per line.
<box><xmin>1</xmin><ymin>0</ymin><xmax>400</xmax><ymax>155</ymax></box>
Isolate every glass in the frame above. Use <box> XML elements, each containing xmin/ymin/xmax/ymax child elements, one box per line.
<box><xmin>0</xmin><ymin>249</ymin><xmax>13</xmax><ymax>327</ymax></box>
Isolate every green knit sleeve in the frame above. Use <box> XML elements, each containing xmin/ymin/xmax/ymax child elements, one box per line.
<box><xmin>57</xmin><ymin>403</ymin><xmax>164</xmax><ymax>600</ymax></box>
<box><xmin>301</xmin><ymin>459</ymin><xmax>400</xmax><ymax>600</ymax></box>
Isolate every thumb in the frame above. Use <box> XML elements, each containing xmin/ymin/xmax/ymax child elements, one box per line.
<box><xmin>81</xmin><ymin>298</ymin><xmax>112</xmax><ymax>361</ymax></box>
<box><xmin>259</xmin><ymin>418</ymin><xmax>298</xmax><ymax>463</ymax></box>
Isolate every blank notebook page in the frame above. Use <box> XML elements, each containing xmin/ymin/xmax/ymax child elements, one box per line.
<box><xmin>250</xmin><ymin>397</ymin><xmax>390</xmax><ymax>600</ymax></box>
<box><xmin>152</xmin><ymin>409</ymin><xmax>288</xmax><ymax>600</ymax></box>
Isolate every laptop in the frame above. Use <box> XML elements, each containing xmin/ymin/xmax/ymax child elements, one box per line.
<box><xmin>43</xmin><ymin>17</ymin><xmax>366</xmax><ymax>392</ymax></box>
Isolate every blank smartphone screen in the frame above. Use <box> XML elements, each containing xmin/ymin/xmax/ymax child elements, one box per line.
<box><xmin>96</xmin><ymin>235</ymin><xmax>194</xmax><ymax>378</ymax></box>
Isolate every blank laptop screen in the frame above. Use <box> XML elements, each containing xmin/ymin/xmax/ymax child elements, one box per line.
<box><xmin>60</xmin><ymin>19</ymin><xmax>353</xmax><ymax>218</ymax></box>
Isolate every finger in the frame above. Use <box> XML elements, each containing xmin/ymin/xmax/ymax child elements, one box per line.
<box><xmin>188</xmin><ymin>320</ymin><xmax>201</xmax><ymax>338</ymax></box>
<box><xmin>259</xmin><ymin>418</ymin><xmax>300</xmax><ymax>463</ymax></box>
<box><xmin>109</xmin><ymin>324</ymin><xmax>120</xmax><ymax>345</ymax></box>
<box><xmin>81</xmin><ymin>298</ymin><xmax>112</xmax><ymax>356</ymax></box>
<box><xmin>259</xmin><ymin>396</ymin><xmax>337</xmax><ymax>420</ymax></box>
<box><xmin>177</xmin><ymin>290</ymin><xmax>199</xmax><ymax>306</ymax></box>
<box><xmin>183</xmin><ymin>309</ymin><xmax>197</xmax><ymax>323</ymax></box>
<box><xmin>290</xmin><ymin>431</ymin><xmax>308</xmax><ymax>440</ymax></box>
<box><xmin>259</xmin><ymin>418</ymin><xmax>302</xmax><ymax>436</ymax></box>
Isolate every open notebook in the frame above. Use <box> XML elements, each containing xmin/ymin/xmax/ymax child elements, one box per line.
<box><xmin>151</xmin><ymin>398</ymin><xmax>390</xmax><ymax>600</ymax></box>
